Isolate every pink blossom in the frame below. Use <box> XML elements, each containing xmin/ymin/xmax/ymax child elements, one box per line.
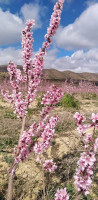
<box><xmin>74</xmin><ymin>112</ymin><xmax>86</xmax><ymax>125</ymax></box>
<box><xmin>25</xmin><ymin>19</ymin><xmax>35</xmax><ymax>27</ymax></box>
<box><xmin>42</xmin><ymin>85</ymin><xmax>63</xmax><ymax>106</ymax></box>
<box><xmin>55</xmin><ymin>188</ymin><xmax>69</xmax><ymax>200</ymax></box>
<box><xmin>93</xmin><ymin>138</ymin><xmax>98</xmax><ymax>153</ymax></box>
<box><xmin>7</xmin><ymin>62</ymin><xmax>22</xmax><ymax>89</ymax></box>
<box><xmin>43</xmin><ymin>159</ymin><xmax>57</xmax><ymax>172</ymax></box>
<box><xmin>1</xmin><ymin>90</ymin><xmax>14</xmax><ymax>104</ymax></box>
<box><xmin>33</xmin><ymin>115</ymin><xmax>59</xmax><ymax>154</ymax></box>
<box><xmin>77</xmin><ymin>124</ymin><xmax>87</xmax><ymax>135</ymax></box>
<box><xmin>40</xmin><ymin>106</ymin><xmax>53</xmax><ymax>121</ymax></box>
<box><xmin>74</xmin><ymin>113</ymin><xmax>98</xmax><ymax>196</ymax></box>
<box><xmin>84</xmin><ymin>134</ymin><xmax>92</xmax><ymax>143</ymax></box>
<box><xmin>74</xmin><ymin>172</ymin><xmax>92</xmax><ymax>195</ymax></box>
<box><xmin>91</xmin><ymin>113</ymin><xmax>98</xmax><ymax>128</ymax></box>
<box><xmin>74</xmin><ymin>151</ymin><xmax>96</xmax><ymax>195</ymax></box>
<box><xmin>22</xmin><ymin>20</ymin><xmax>34</xmax><ymax>74</ymax></box>
<box><xmin>33</xmin><ymin>141</ymin><xmax>45</xmax><ymax>154</ymax></box>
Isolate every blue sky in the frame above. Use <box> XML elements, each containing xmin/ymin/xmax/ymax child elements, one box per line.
<box><xmin>0</xmin><ymin>0</ymin><xmax>98</xmax><ymax>73</ymax></box>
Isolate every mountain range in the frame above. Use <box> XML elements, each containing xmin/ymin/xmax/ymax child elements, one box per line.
<box><xmin>0</xmin><ymin>65</ymin><xmax>98</xmax><ymax>84</ymax></box>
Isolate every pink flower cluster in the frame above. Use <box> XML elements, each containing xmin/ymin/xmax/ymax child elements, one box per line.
<box><xmin>91</xmin><ymin>113</ymin><xmax>98</xmax><ymax>128</ymax></box>
<box><xmin>1</xmin><ymin>82</ymin><xmax>28</xmax><ymax>118</ymax></box>
<box><xmin>13</xmin><ymin>92</ymin><xmax>28</xmax><ymax>118</ymax></box>
<box><xmin>22</xmin><ymin>19</ymin><xmax>35</xmax><ymax>74</ymax></box>
<box><xmin>26</xmin><ymin>51</ymin><xmax>44</xmax><ymax>104</ymax></box>
<box><xmin>1</xmin><ymin>90</ymin><xmax>14</xmax><ymax>105</ymax></box>
<box><xmin>55</xmin><ymin>188</ymin><xmax>69</xmax><ymax>200</ymax></box>
<box><xmin>14</xmin><ymin>122</ymin><xmax>37</xmax><ymax>163</ymax></box>
<box><xmin>74</xmin><ymin>112</ymin><xmax>86</xmax><ymax>126</ymax></box>
<box><xmin>7</xmin><ymin>62</ymin><xmax>22</xmax><ymax>89</ymax></box>
<box><xmin>1</xmin><ymin>62</ymin><xmax>27</xmax><ymax>118</ymax></box>
<box><xmin>14</xmin><ymin>85</ymin><xmax>62</xmax><ymax>164</ymax></box>
<box><xmin>74</xmin><ymin>152</ymin><xmax>96</xmax><ymax>195</ymax></box>
<box><xmin>74</xmin><ymin>112</ymin><xmax>87</xmax><ymax>136</ymax></box>
<box><xmin>14</xmin><ymin>114</ymin><xmax>59</xmax><ymax>163</ymax></box>
<box><xmin>43</xmin><ymin>159</ymin><xmax>57</xmax><ymax>172</ymax></box>
<box><xmin>74</xmin><ymin>112</ymin><xmax>98</xmax><ymax>195</ymax></box>
<box><xmin>45</xmin><ymin>0</ymin><xmax>64</xmax><ymax>40</ymax></box>
<box><xmin>33</xmin><ymin>115</ymin><xmax>59</xmax><ymax>154</ymax></box>
<box><xmin>42</xmin><ymin>85</ymin><xmax>63</xmax><ymax>106</ymax></box>
<box><xmin>1</xmin><ymin>64</ymin><xmax>28</xmax><ymax>119</ymax></box>
<box><xmin>94</xmin><ymin>138</ymin><xmax>98</xmax><ymax>153</ymax></box>
<box><xmin>40</xmin><ymin>106</ymin><xmax>53</xmax><ymax>121</ymax></box>
<box><xmin>25</xmin><ymin>0</ymin><xmax>65</xmax><ymax>105</ymax></box>
<box><xmin>74</xmin><ymin>112</ymin><xmax>98</xmax><ymax>136</ymax></box>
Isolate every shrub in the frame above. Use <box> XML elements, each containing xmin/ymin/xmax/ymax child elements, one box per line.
<box><xmin>57</xmin><ymin>94</ymin><xmax>79</xmax><ymax>108</ymax></box>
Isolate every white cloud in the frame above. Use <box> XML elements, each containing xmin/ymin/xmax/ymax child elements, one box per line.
<box><xmin>0</xmin><ymin>47</ymin><xmax>22</xmax><ymax>65</ymax></box>
<box><xmin>54</xmin><ymin>3</ymin><xmax>98</xmax><ymax>50</ymax></box>
<box><xmin>0</xmin><ymin>2</ymin><xmax>45</xmax><ymax>45</ymax></box>
<box><xmin>44</xmin><ymin>48</ymin><xmax>58</xmax><ymax>69</ymax></box>
<box><xmin>0</xmin><ymin>8</ymin><xmax>23</xmax><ymax>45</ymax></box>
<box><xmin>44</xmin><ymin>48</ymin><xmax>98</xmax><ymax>73</ymax></box>
<box><xmin>20</xmin><ymin>3</ymin><xmax>46</xmax><ymax>29</ymax></box>
<box><xmin>1</xmin><ymin>47</ymin><xmax>98</xmax><ymax>73</ymax></box>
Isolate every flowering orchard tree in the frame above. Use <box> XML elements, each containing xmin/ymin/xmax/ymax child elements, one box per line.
<box><xmin>73</xmin><ymin>113</ymin><xmax>98</xmax><ymax>197</ymax></box>
<box><xmin>54</xmin><ymin>113</ymin><xmax>98</xmax><ymax>200</ymax></box>
<box><xmin>1</xmin><ymin>0</ymin><xmax>65</xmax><ymax>200</ymax></box>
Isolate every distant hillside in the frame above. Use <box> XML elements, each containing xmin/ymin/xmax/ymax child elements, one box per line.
<box><xmin>42</xmin><ymin>69</ymin><xmax>98</xmax><ymax>83</ymax></box>
<box><xmin>0</xmin><ymin>65</ymin><xmax>98</xmax><ymax>84</ymax></box>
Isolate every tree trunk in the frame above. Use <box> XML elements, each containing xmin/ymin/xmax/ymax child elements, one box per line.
<box><xmin>7</xmin><ymin>116</ymin><xmax>26</xmax><ymax>200</ymax></box>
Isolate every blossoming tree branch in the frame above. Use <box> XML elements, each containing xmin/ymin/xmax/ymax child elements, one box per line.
<box><xmin>1</xmin><ymin>0</ymin><xmax>65</xmax><ymax>199</ymax></box>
